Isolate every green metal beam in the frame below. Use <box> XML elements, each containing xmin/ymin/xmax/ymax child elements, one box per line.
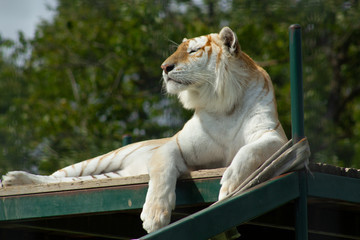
<box><xmin>140</xmin><ymin>173</ymin><xmax>300</xmax><ymax>240</ymax></box>
<box><xmin>2</xmin><ymin>171</ymin><xmax>360</xmax><ymax>239</ymax></box>
<box><xmin>0</xmin><ymin>185</ymin><xmax>147</xmax><ymax>221</ymax></box>
<box><xmin>0</xmin><ymin>178</ymin><xmax>220</xmax><ymax>222</ymax></box>
<box><xmin>308</xmin><ymin>172</ymin><xmax>360</xmax><ymax>203</ymax></box>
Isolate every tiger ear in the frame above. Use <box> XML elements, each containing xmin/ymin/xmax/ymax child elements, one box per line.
<box><xmin>219</xmin><ymin>27</ymin><xmax>241</xmax><ymax>56</ymax></box>
<box><xmin>182</xmin><ymin>38</ymin><xmax>188</xmax><ymax>43</ymax></box>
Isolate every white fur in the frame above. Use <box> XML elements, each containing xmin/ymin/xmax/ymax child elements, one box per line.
<box><xmin>2</xmin><ymin>27</ymin><xmax>287</xmax><ymax>234</ymax></box>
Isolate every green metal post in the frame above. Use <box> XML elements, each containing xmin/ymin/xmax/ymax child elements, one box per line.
<box><xmin>289</xmin><ymin>24</ymin><xmax>305</xmax><ymax>144</ymax></box>
<box><xmin>122</xmin><ymin>134</ymin><xmax>132</xmax><ymax>146</ymax></box>
<box><xmin>289</xmin><ymin>24</ymin><xmax>308</xmax><ymax>240</ymax></box>
<box><xmin>295</xmin><ymin>171</ymin><xmax>308</xmax><ymax>240</ymax></box>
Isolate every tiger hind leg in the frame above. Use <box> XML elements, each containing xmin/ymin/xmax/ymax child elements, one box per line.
<box><xmin>1</xmin><ymin>138</ymin><xmax>169</xmax><ymax>187</ymax></box>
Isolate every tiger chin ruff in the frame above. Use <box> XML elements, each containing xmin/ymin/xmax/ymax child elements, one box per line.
<box><xmin>2</xmin><ymin>27</ymin><xmax>287</xmax><ymax>233</ymax></box>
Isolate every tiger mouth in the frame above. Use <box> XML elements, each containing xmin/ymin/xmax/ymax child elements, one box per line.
<box><xmin>168</xmin><ymin>78</ymin><xmax>192</xmax><ymax>86</ymax></box>
<box><xmin>168</xmin><ymin>78</ymin><xmax>183</xmax><ymax>84</ymax></box>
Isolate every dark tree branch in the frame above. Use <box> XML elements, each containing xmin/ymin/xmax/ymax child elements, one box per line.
<box><xmin>336</xmin><ymin>86</ymin><xmax>360</xmax><ymax>118</ymax></box>
<box><xmin>325</xmin><ymin>27</ymin><xmax>358</xmax><ymax>123</ymax></box>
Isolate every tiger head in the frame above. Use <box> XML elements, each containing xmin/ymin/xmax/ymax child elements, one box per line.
<box><xmin>161</xmin><ymin>27</ymin><xmax>260</xmax><ymax>113</ymax></box>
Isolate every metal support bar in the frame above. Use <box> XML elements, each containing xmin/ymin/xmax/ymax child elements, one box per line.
<box><xmin>289</xmin><ymin>24</ymin><xmax>305</xmax><ymax>143</ymax></box>
<box><xmin>289</xmin><ymin>24</ymin><xmax>308</xmax><ymax>240</ymax></box>
<box><xmin>295</xmin><ymin>171</ymin><xmax>308</xmax><ymax>240</ymax></box>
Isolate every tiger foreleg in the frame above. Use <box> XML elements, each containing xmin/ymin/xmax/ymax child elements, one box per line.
<box><xmin>218</xmin><ymin>133</ymin><xmax>285</xmax><ymax>200</ymax></box>
<box><xmin>140</xmin><ymin>138</ymin><xmax>188</xmax><ymax>233</ymax></box>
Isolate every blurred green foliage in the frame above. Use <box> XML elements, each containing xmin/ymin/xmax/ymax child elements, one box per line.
<box><xmin>1</xmin><ymin>0</ymin><xmax>360</xmax><ymax>175</ymax></box>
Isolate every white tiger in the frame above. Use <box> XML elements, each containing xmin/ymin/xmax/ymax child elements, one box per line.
<box><xmin>2</xmin><ymin>27</ymin><xmax>287</xmax><ymax>233</ymax></box>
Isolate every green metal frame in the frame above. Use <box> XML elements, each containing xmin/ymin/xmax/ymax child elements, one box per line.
<box><xmin>2</xmin><ymin>172</ymin><xmax>360</xmax><ymax>239</ymax></box>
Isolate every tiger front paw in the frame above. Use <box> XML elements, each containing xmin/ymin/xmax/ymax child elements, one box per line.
<box><xmin>218</xmin><ymin>166</ymin><xmax>246</xmax><ymax>201</ymax></box>
<box><xmin>140</xmin><ymin>190</ymin><xmax>175</xmax><ymax>233</ymax></box>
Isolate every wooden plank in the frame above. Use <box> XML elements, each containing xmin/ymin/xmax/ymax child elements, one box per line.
<box><xmin>309</xmin><ymin>162</ymin><xmax>360</xmax><ymax>179</ymax></box>
<box><xmin>0</xmin><ymin>168</ymin><xmax>226</xmax><ymax>197</ymax></box>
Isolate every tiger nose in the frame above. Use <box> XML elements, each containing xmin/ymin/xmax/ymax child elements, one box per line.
<box><xmin>161</xmin><ymin>64</ymin><xmax>175</xmax><ymax>74</ymax></box>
